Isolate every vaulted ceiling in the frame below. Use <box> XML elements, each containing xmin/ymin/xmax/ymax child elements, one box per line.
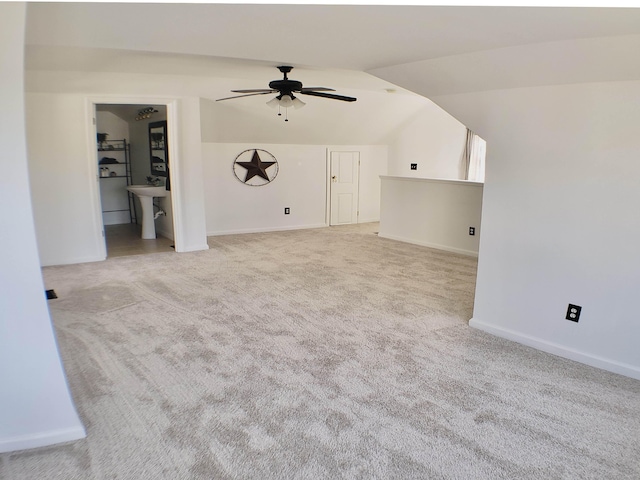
<box><xmin>25</xmin><ymin>3</ymin><xmax>640</xmax><ymax>95</ymax></box>
<box><xmin>23</xmin><ymin>3</ymin><xmax>640</xmax><ymax>145</ymax></box>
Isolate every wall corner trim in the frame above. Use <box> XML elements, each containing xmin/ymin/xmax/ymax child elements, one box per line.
<box><xmin>207</xmin><ymin>223</ymin><xmax>328</xmax><ymax>237</ymax></box>
<box><xmin>41</xmin><ymin>254</ymin><xmax>106</xmax><ymax>267</ymax></box>
<box><xmin>177</xmin><ymin>244</ymin><xmax>210</xmax><ymax>253</ymax></box>
<box><xmin>377</xmin><ymin>233</ymin><xmax>479</xmax><ymax>257</ymax></box>
<box><xmin>469</xmin><ymin>317</ymin><xmax>640</xmax><ymax>381</ymax></box>
<box><xmin>0</xmin><ymin>426</ymin><xmax>86</xmax><ymax>454</ymax></box>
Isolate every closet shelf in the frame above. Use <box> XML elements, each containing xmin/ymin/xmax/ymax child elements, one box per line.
<box><xmin>98</xmin><ymin>139</ymin><xmax>137</xmax><ymax>225</ymax></box>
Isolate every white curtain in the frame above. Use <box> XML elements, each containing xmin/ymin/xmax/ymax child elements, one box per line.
<box><xmin>463</xmin><ymin>129</ymin><xmax>486</xmax><ymax>183</ymax></box>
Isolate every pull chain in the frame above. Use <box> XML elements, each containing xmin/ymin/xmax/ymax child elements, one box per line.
<box><xmin>276</xmin><ymin>105</ymin><xmax>290</xmax><ymax>122</ymax></box>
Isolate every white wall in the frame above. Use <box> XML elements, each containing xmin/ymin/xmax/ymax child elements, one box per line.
<box><xmin>387</xmin><ymin>100</ymin><xmax>468</xmax><ymax>180</ymax></box>
<box><xmin>378</xmin><ymin>177</ymin><xmax>483</xmax><ymax>257</ymax></box>
<box><xmin>0</xmin><ymin>3</ymin><xmax>85</xmax><ymax>453</ymax></box>
<box><xmin>97</xmin><ymin>110</ymin><xmax>129</xmax><ymax>140</ymax></box>
<box><xmin>198</xmin><ymin>89</ymin><xmax>426</xmax><ymax>146</ymax></box>
<box><xmin>433</xmin><ymin>81</ymin><xmax>640</xmax><ymax>379</ymax></box>
<box><xmin>204</xmin><ymin>143</ymin><xmax>326</xmax><ymax>235</ymax></box>
<box><xmin>26</xmin><ymin>93</ymin><xmax>107</xmax><ymax>265</ymax></box>
<box><xmin>203</xmin><ymin>143</ymin><xmax>387</xmax><ymax>235</ymax></box>
<box><xmin>171</xmin><ymin>97</ymin><xmax>208</xmax><ymax>252</ymax></box>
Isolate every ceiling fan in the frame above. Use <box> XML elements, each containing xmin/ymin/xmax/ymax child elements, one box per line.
<box><xmin>216</xmin><ymin>66</ymin><xmax>357</xmax><ymax>121</ymax></box>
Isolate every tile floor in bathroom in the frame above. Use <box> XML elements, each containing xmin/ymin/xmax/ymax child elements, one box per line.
<box><xmin>105</xmin><ymin>223</ymin><xmax>174</xmax><ymax>258</ymax></box>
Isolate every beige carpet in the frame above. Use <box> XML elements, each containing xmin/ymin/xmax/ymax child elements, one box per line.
<box><xmin>2</xmin><ymin>223</ymin><xmax>639</xmax><ymax>479</ymax></box>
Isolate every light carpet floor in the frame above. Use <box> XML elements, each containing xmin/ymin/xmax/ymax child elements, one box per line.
<box><xmin>2</xmin><ymin>223</ymin><xmax>639</xmax><ymax>479</ymax></box>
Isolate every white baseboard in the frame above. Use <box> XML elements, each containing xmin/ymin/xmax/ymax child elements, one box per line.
<box><xmin>377</xmin><ymin>233</ymin><xmax>478</xmax><ymax>257</ymax></box>
<box><xmin>470</xmin><ymin>317</ymin><xmax>640</xmax><ymax>381</ymax></box>
<box><xmin>0</xmin><ymin>426</ymin><xmax>86</xmax><ymax>453</ymax></box>
<box><xmin>207</xmin><ymin>223</ymin><xmax>327</xmax><ymax>237</ymax></box>
<box><xmin>156</xmin><ymin>228</ymin><xmax>174</xmax><ymax>241</ymax></box>
<box><xmin>176</xmin><ymin>243</ymin><xmax>210</xmax><ymax>253</ymax></box>
<box><xmin>41</xmin><ymin>254</ymin><xmax>106</xmax><ymax>267</ymax></box>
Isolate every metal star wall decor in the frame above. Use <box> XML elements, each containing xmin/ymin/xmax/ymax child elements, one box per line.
<box><xmin>233</xmin><ymin>149</ymin><xmax>279</xmax><ymax>186</ymax></box>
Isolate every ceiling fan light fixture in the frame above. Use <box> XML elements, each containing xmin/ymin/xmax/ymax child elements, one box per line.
<box><xmin>266</xmin><ymin>96</ymin><xmax>280</xmax><ymax>108</ymax></box>
<box><xmin>292</xmin><ymin>97</ymin><xmax>306</xmax><ymax>109</ymax></box>
<box><xmin>279</xmin><ymin>94</ymin><xmax>294</xmax><ymax>108</ymax></box>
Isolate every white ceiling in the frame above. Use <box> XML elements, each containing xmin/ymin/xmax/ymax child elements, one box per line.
<box><xmin>25</xmin><ymin>4</ymin><xmax>640</xmax><ymax>71</ymax></box>
<box><xmin>24</xmin><ymin>3</ymin><xmax>640</xmax><ymax>97</ymax></box>
<box><xmin>370</xmin><ymin>33</ymin><xmax>640</xmax><ymax>97</ymax></box>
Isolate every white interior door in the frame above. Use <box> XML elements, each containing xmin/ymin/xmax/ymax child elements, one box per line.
<box><xmin>330</xmin><ymin>151</ymin><xmax>360</xmax><ymax>226</ymax></box>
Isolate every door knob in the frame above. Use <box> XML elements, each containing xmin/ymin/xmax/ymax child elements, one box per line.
<box><xmin>332</xmin><ymin>175</ymin><xmax>337</xmax><ymax>182</ymax></box>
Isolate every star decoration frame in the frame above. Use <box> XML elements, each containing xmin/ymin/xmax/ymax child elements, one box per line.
<box><xmin>233</xmin><ymin>149</ymin><xmax>279</xmax><ymax>186</ymax></box>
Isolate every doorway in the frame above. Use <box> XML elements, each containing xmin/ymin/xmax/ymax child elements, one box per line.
<box><xmin>329</xmin><ymin>151</ymin><xmax>360</xmax><ymax>226</ymax></box>
<box><xmin>95</xmin><ymin>103</ymin><xmax>176</xmax><ymax>258</ymax></box>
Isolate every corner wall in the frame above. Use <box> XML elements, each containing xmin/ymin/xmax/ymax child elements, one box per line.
<box><xmin>379</xmin><ymin>177</ymin><xmax>483</xmax><ymax>257</ymax></box>
<box><xmin>0</xmin><ymin>3</ymin><xmax>85</xmax><ymax>452</ymax></box>
<box><xmin>434</xmin><ymin>81</ymin><xmax>640</xmax><ymax>379</ymax></box>
<box><xmin>26</xmin><ymin>93</ymin><xmax>106</xmax><ymax>265</ymax></box>
<box><xmin>387</xmin><ymin>100</ymin><xmax>468</xmax><ymax>180</ymax></box>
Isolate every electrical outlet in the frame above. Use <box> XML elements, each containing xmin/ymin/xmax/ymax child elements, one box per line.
<box><xmin>410</xmin><ymin>163</ymin><xmax>417</xmax><ymax>170</ymax></box>
<box><xmin>566</xmin><ymin>304</ymin><xmax>582</xmax><ymax>322</ymax></box>
<box><xmin>284</xmin><ymin>207</ymin><xmax>290</xmax><ymax>215</ymax></box>
<box><xmin>469</xmin><ymin>227</ymin><xmax>475</xmax><ymax>236</ymax></box>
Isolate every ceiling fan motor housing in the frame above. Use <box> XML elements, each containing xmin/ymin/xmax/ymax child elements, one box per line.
<box><xmin>269</xmin><ymin>79</ymin><xmax>303</xmax><ymax>95</ymax></box>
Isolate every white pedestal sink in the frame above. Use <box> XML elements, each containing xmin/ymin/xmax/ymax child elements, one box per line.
<box><xmin>127</xmin><ymin>185</ymin><xmax>169</xmax><ymax>239</ymax></box>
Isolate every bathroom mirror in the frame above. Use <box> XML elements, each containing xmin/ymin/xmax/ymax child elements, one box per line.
<box><xmin>149</xmin><ymin>121</ymin><xmax>168</xmax><ymax>178</ymax></box>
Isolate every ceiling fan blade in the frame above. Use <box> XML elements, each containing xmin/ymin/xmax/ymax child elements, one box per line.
<box><xmin>300</xmin><ymin>91</ymin><xmax>357</xmax><ymax>102</ymax></box>
<box><xmin>216</xmin><ymin>92</ymin><xmax>276</xmax><ymax>101</ymax></box>
<box><xmin>231</xmin><ymin>89</ymin><xmax>276</xmax><ymax>93</ymax></box>
<box><xmin>300</xmin><ymin>87</ymin><xmax>336</xmax><ymax>92</ymax></box>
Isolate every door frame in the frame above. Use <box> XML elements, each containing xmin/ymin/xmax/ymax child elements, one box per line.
<box><xmin>85</xmin><ymin>96</ymin><xmax>182</xmax><ymax>258</ymax></box>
